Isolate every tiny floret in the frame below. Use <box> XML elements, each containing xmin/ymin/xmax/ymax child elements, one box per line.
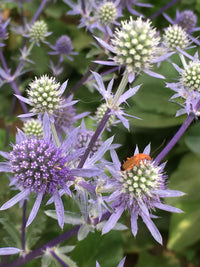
<box><xmin>29</xmin><ymin>20</ymin><xmax>48</xmax><ymax>43</ymax></box>
<box><xmin>23</xmin><ymin>119</ymin><xmax>43</xmax><ymax>138</ymax></box>
<box><xmin>163</xmin><ymin>24</ymin><xmax>189</xmax><ymax>51</ymax></box>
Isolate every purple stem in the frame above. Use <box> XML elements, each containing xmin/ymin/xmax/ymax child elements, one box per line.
<box><xmin>0</xmin><ymin>49</ymin><xmax>28</xmax><ymax>113</ymax></box>
<box><xmin>0</xmin><ymin>226</ymin><xmax>80</xmax><ymax>267</ymax></box>
<box><xmin>149</xmin><ymin>0</ymin><xmax>180</xmax><ymax>20</ymax></box>
<box><xmin>81</xmin><ymin>0</ymin><xmax>86</xmax><ymax>14</ymax></box>
<box><xmin>50</xmin><ymin>250</ymin><xmax>69</xmax><ymax>267</ymax></box>
<box><xmin>30</xmin><ymin>0</ymin><xmax>49</xmax><ymax>25</ymax></box>
<box><xmin>22</xmin><ymin>200</ymin><xmax>27</xmax><ymax>252</ymax></box>
<box><xmin>78</xmin><ymin>108</ymin><xmax>111</xmax><ymax>168</ymax></box>
<box><xmin>155</xmin><ymin>101</ymin><xmax>200</xmax><ymax>164</ymax></box>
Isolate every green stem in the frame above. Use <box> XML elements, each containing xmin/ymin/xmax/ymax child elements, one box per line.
<box><xmin>50</xmin><ymin>122</ymin><xmax>60</xmax><ymax>147</ymax></box>
<box><xmin>112</xmin><ymin>71</ymin><xmax>129</xmax><ymax>105</ymax></box>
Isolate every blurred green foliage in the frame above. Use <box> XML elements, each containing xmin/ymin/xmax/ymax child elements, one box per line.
<box><xmin>0</xmin><ymin>0</ymin><xmax>200</xmax><ymax>266</ymax></box>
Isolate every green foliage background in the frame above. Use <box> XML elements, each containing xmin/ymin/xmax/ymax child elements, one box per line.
<box><xmin>0</xmin><ymin>0</ymin><xmax>200</xmax><ymax>266</ymax></box>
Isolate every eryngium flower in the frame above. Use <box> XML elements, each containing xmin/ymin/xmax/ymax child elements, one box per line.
<box><xmin>0</xmin><ymin>115</ymin><xmax>102</xmax><ymax>228</ymax></box>
<box><xmin>75</xmin><ymin>120</ymin><xmax>103</xmax><ymax>155</ymax></box>
<box><xmin>0</xmin><ymin>18</ymin><xmax>9</xmax><ymax>47</ymax></box>
<box><xmin>112</xmin><ymin>17</ymin><xmax>159</xmax><ymax>74</ymax></box>
<box><xmin>97</xmin><ymin>1</ymin><xmax>118</xmax><ymax>25</ymax></box>
<box><xmin>103</xmin><ymin>145</ymin><xmax>185</xmax><ymax>244</ymax></box>
<box><xmin>175</xmin><ymin>10</ymin><xmax>197</xmax><ymax>33</ymax></box>
<box><xmin>166</xmin><ymin>57</ymin><xmax>200</xmax><ymax>116</ymax></box>
<box><xmin>23</xmin><ymin>119</ymin><xmax>43</xmax><ymax>138</ymax></box>
<box><xmin>28</xmin><ymin>20</ymin><xmax>50</xmax><ymax>44</ymax></box>
<box><xmin>49</xmin><ymin>35</ymin><xmax>77</xmax><ymax>61</ymax></box>
<box><xmin>163</xmin><ymin>25</ymin><xmax>189</xmax><ymax>51</ymax></box>
<box><xmin>16</xmin><ymin>75</ymin><xmax>68</xmax><ymax>118</ymax></box>
<box><xmin>95</xmin><ymin>17</ymin><xmax>163</xmax><ymax>82</ymax></box>
<box><xmin>181</xmin><ymin>61</ymin><xmax>200</xmax><ymax>91</ymax></box>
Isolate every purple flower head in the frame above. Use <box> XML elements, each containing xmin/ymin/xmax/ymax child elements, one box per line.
<box><xmin>16</xmin><ymin>75</ymin><xmax>69</xmax><ymax>119</ymax></box>
<box><xmin>103</xmin><ymin>144</ymin><xmax>185</xmax><ymax>244</ymax></box>
<box><xmin>95</xmin><ymin>17</ymin><xmax>164</xmax><ymax>83</ymax></box>
<box><xmin>54</xmin><ymin>95</ymin><xmax>89</xmax><ymax>135</ymax></box>
<box><xmin>92</xmin><ymin>71</ymin><xmax>141</xmax><ymax>129</ymax></box>
<box><xmin>75</xmin><ymin>120</ymin><xmax>103</xmax><ymax>156</ymax></box>
<box><xmin>166</xmin><ymin>55</ymin><xmax>200</xmax><ymax>116</ymax></box>
<box><xmin>0</xmin><ymin>114</ymin><xmax>100</xmax><ymax>229</ymax></box>
<box><xmin>49</xmin><ymin>35</ymin><xmax>77</xmax><ymax>61</ymax></box>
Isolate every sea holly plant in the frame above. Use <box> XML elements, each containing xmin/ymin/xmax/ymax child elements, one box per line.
<box><xmin>0</xmin><ymin>0</ymin><xmax>200</xmax><ymax>266</ymax></box>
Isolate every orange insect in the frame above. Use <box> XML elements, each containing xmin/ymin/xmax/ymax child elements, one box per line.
<box><xmin>121</xmin><ymin>153</ymin><xmax>151</xmax><ymax>171</ymax></box>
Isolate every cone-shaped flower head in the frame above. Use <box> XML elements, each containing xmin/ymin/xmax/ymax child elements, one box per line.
<box><xmin>29</xmin><ymin>20</ymin><xmax>48</xmax><ymax>43</ymax></box>
<box><xmin>181</xmin><ymin>61</ymin><xmax>200</xmax><ymax>92</ymax></box>
<box><xmin>163</xmin><ymin>24</ymin><xmax>189</xmax><ymax>51</ymax></box>
<box><xmin>55</xmin><ymin>35</ymin><xmax>73</xmax><ymax>55</ymax></box>
<box><xmin>111</xmin><ymin>17</ymin><xmax>160</xmax><ymax>74</ymax></box>
<box><xmin>103</xmin><ymin>145</ymin><xmax>185</xmax><ymax>244</ymax></box>
<box><xmin>23</xmin><ymin>119</ymin><xmax>43</xmax><ymax>138</ymax></box>
<box><xmin>0</xmin><ymin>115</ymin><xmax>103</xmax><ymax>228</ymax></box>
<box><xmin>9</xmin><ymin>138</ymin><xmax>69</xmax><ymax>194</ymax></box>
<box><xmin>175</xmin><ymin>10</ymin><xmax>197</xmax><ymax>33</ymax></box>
<box><xmin>97</xmin><ymin>1</ymin><xmax>118</xmax><ymax>25</ymax></box>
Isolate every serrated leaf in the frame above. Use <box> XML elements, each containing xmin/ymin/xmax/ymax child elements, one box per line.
<box><xmin>0</xmin><ymin>218</ymin><xmax>21</xmax><ymax>249</ymax></box>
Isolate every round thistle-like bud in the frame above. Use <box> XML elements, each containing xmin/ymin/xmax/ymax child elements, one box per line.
<box><xmin>163</xmin><ymin>24</ymin><xmax>189</xmax><ymax>51</ymax></box>
<box><xmin>95</xmin><ymin>103</ymin><xmax>116</xmax><ymax>128</ymax></box>
<box><xmin>23</xmin><ymin>119</ymin><xmax>43</xmax><ymax>138</ymax></box>
<box><xmin>175</xmin><ymin>10</ymin><xmax>197</xmax><ymax>33</ymax></box>
<box><xmin>97</xmin><ymin>2</ymin><xmax>118</xmax><ymax>25</ymax></box>
<box><xmin>75</xmin><ymin>130</ymin><xmax>103</xmax><ymax>154</ymax></box>
<box><xmin>9</xmin><ymin>139</ymin><xmax>69</xmax><ymax>194</ymax></box>
<box><xmin>27</xmin><ymin>75</ymin><xmax>62</xmax><ymax>115</ymax></box>
<box><xmin>55</xmin><ymin>35</ymin><xmax>73</xmax><ymax>55</ymax></box>
<box><xmin>120</xmin><ymin>159</ymin><xmax>164</xmax><ymax>201</ymax></box>
<box><xmin>54</xmin><ymin>104</ymin><xmax>76</xmax><ymax>133</ymax></box>
<box><xmin>111</xmin><ymin>17</ymin><xmax>160</xmax><ymax>73</ymax></box>
<box><xmin>29</xmin><ymin>20</ymin><xmax>48</xmax><ymax>43</ymax></box>
<box><xmin>181</xmin><ymin>61</ymin><xmax>200</xmax><ymax>92</ymax></box>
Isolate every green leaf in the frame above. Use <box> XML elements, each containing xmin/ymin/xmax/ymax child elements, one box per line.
<box><xmin>166</xmin><ymin>153</ymin><xmax>200</xmax><ymax>251</ymax></box>
<box><xmin>136</xmin><ymin>250</ymin><xmax>180</xmax><ymax>267</ymax></box>
<box><xmin>184</xmin><ymin>121</ymin><xmax>200</xmax><ymax>156</ymax></box>
<box><xmin>71</xmin><ymin>231</ymin><xmax>123</xmax><ymax>267</ymax></box>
